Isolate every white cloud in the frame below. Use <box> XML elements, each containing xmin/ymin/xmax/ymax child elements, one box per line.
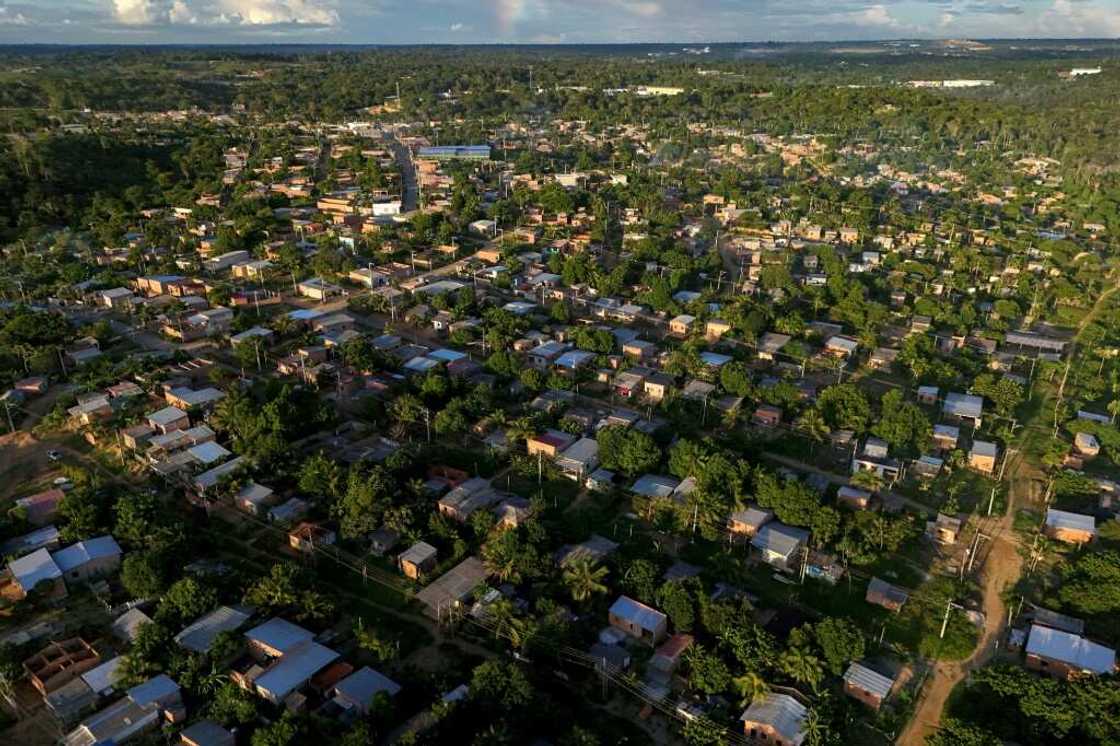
<box><xmin>449</xmin><ymin>21</ymin><xmax>463</xmax><ymax>30</ymax></box>
<box><xmin>858</xmin><ymin>4</ymin><xmax>900</xmax><ymax>28</ymax></box>
<box><xmin>1042</xmin><ymin>0</ymin><xmax>1120</xmax><ymax>36</ymax></box>
<box><xmin>113</xmin><ymin>0</ymin><xmax>338</xmax><ymax>26</ymax></box>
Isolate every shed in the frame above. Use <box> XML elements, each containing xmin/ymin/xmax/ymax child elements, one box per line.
<box><xmin>843</xmin><ymin>662</ymin><xmax>894</xmax><ymax>710</ymax></box>
<box><xmin>608</xmin><ymin>595</ymin><xmax>668</xmax><ymax>645</ymax></box>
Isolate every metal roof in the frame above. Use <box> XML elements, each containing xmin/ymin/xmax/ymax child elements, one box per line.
<box><xmin>740</xmin><ymin>692</ymin><xmax>807</xmax><ymax>745</ymax></box>
<box><xmin>1026</xmin><ymin>625</ymin><xmax>1115</xmax><ymax>674</ymax></box>
<box><xmin>631</xmin><ymin>474</ymin><xmax>679</xmax><ymax>499</ymax></box>
<box><xmin>843</xmin><ymin>662</ymin><xmax>894</xmax><ymax>699</ymax></box>
<box><xmin>148</xmin><ymin>405</ymin><xmax>187</xmax><ymax>427</ymax></box>
<box><xmin>246</xmin><ymin>618</ymin><xmax>314</xmax><ymax>654</ymax></box>
<box><xmin>253</xmin><ymin>641</ymin><xmax>339</xmax><ymax>701</ymax></box>
<box><xmin>127</xmin><ymin>674</ymin><xmax>179</xmax><ymax>707</ymax></box>
<box><xmin>53</xmin><ymin>536</ymin><xmax>121</xmax><ymax>573</ymax></box>
<box><xmin>399</xmin><ymin>541</ymin><xmax>437</xmax><ymax>566</ymax></box>
<box><xmin>751</xmin><ymin>523</ymin><xmax>810</xmax><ymax>557</ymax></box>
<box><xmin>943</xmin><ymin>392</ymin><xmax>984</xmax><ymax>418</ymax></box>
<box><xmin>609</xmin><ymin>595</ymin><xmax>667</xmax><ymax>633</ymax></box>
<box><xmin>176</xmin><ymin>605</ymin><xmax>254</xmax><ymax>653</ymax></box>
<box><xmin>187</xmin><ymin>441</ymin><xmax>231</xmax><ymax>466</ymax></box>
<box><xmin>334</xmin><ymin>666</ymin><xmax>401</xmax><ymax>707</ymax></box>
<box><xmin>1045</xmin><ymin>508</ymin><xmax>1096</xmax><ymax>534</ymax></box>
<box><xmin>81</xmin><ymin>656</ymin><xmax>124</xmax><ymax>696</ymax></box>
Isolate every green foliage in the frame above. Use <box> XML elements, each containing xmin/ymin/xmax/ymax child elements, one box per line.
<box><xmin>1058</xmin><ymin>550</ymin><xmax>1120</xmax><ymax>616</ymax></box>
<box><xmin>470</xmin><ymin>660</ymin><xmax>534</xmax><ymax>710</ymax></box>
<box><xmin>812</xmin><ymin>617</ymin><xmax>865</xmax><ymax>675</ymax></box>
<box><xmin>816</xmin><ymin>384</ymin><xmax>871</xmax><ymax>433</ymax></box>
<box><xmin>871</xmin><ymin>389</ymin><xmax>931</xmax><ymax>455</ymax></box>
<box><xmin>597</xmin><ymin>424</ymin><xmax>661</xmax><ymax>477</ymax></box>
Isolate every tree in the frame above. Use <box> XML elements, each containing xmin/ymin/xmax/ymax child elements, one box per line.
<box><xmin>871</xmin><ymin>389</ymin><xmax>931</xmax><ymax>454</ymax></box>
<box><xmin>486</xmin><ymin>599</ymin><xmax>531</xmax><ymax>649</ymax></box>
<box><xmin>686</xmin><ymin>645</ymin><xmax>731</xmax><ymax>694</ymax></box>
<box><xmin>354</xmin><ymin>619</ymin><xmax>398</xmax><ymax>663</ymax></box>
<box><xmin>813</xmin><ymin>618</ymin><xmax>865</xmax><ymax>675</ymax></box>
<box><xmin>297</xmin><ymin>452</ymin><xmax>345</xmax><ymax>501</ymax></box>
<box><xmin>622</xmin><ymin>558</ymin><xmax>659</xmax><ymax>603</ymax></box>
<box><xmin>332</xmin><ymin>464</ymin><xmax>393</xmax><ymax>539</ymax></box>
<box><xmin>732</xmin><ymin>671</ymin><xmax>769</xmax><ymax>708</ymax></box>
<box><xmin>158</xmin><ymin>576</ymin><xmax>217</xmax><ymax>624</ymax></box>
<box><xmin>207</xmin><ymin>682</ymin><xmax>259</xmax><ymax>727</ymax></box>
<box><xmin>597</xmin><ymin>425</ymin><xmax>661</xmax><ymax>476</ymax></box>
<box><xmin>251</xmin><ymin>711</ymin><xmax>302</xmax><ymax>746</ymax></box>
<box><xmin>681</xmin><ymin>719</ymin><xmax>728</xmax><ymax>746</ymax></box>
<box><xmin>796</xmin><ymin>408</ymin><xmax>830</xmax><ymax>455</ymax></box>
<box><xmin>778</xmin><ymin>646</ymin><xmax>823</xmax><ymax>692</ymax></box>
<box><xmin>470</xmin><ymin>660</ymin><xmax>533</xmax><ymax>710</ymax></box>
<box><xmin>926</xmin><ymin>719</ymin><xmax>1000</xmax><ymax>746</ymax></box>
<box><xmin>656</xmin><ymin>579</ymin><xmax>697</xmax><ymax>632</ymax></box>
<box><xmin>562</xmin><ymin>558</ymin><xmax>609</xmax><ymax>603</ymax></box>
<box><xmin>120</xmin><ymin>553</ymin><xmax>167</xmax><ymax>598</ymax></box>
<box><xmin>816</xmin><ymin>384</ymin><xmax>870</xmax><ymax>433</ymax></box>
<box><xmin>1058</xmin><ymin>550</ymin><xmax>1120</xmax><ymax>615</ymax></box>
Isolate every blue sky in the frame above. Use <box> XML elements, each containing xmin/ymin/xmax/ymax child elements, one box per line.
<box><xmin>0</xmin><ymin>0</ymin><xmax>1117</xmax><ymax>44</ymax></box>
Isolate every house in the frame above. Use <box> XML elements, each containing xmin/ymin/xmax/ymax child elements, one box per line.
<box><xmin>14</xmin><ymin>488</ymin><xmax>65</xmax><ymax>526</ymax></box>
<box><xmin>398</xmin><ymin>541</ymin><xmax>438</xmax><ymax>580</ymax></box>
<box><xmin>824</xmin><ymin>335</ymin><xmax>859</xmax><ymax>357</ymax></box>
<box><xmin>843</xmin><ymin>662</ymin><xmax>895</xmax><ymax>710</ymax></box>
<box><xmin>235</xmin><ymin>482</ymin><xmax>277</xmax><ymax>517</ymax></box>
<box><xmin>97</xmin><ymin>287</ymin><xmax>135</xmax><ymax>310</ymax></box>
<box><xmin>751</xmin><ymin>523</ymin><xmax>809</xmax><ymax>572</ymax></box>
<box><xmin>112</xmin><ymin>608</ymin><xmax>153</xmax><ymax>643</ymax></box>
<box><xmin>180</xmin><ymin>720</ymin><xmax>235</xmax><ymax>746</ymax></box>
<box><xmin>555</xmin><ymin>437</ymin><xmax>599</xmax><ymax>481</ymax></box>
<box><xmin>926</xmin><ymin>513</ymin><xmax>962</xmax><ymax>545</ymax></box>
<box><xmin>53</xmin><ymin>535</ymin><xmax>123</xmax><ymax>585</ymax></box>
<box><xmin>1044</xmin><ymin>509</ymin><xmax>1096</xmax><ymax>545</ymax></box>
<box><xmin>917</xmin><ymin>386</ymin><xmax>939</xmax><ymax>405</ymax></box>
<box><xmin>526</xmin><ymin>430</ymin><xmax>577</xmax><ymax>459</ymax></box>
<box><xmin>631</xmin><ymin>473</ymin><xmax>680</xmax><ymax>500</ymax></box>
<box><xmin>837</xmin><ymin>486</ymin><xmax>872</xmax><ymax>510</ymax></box>
<box><xmin>943</xmin><ymin>392</ymin><xmax>984</xmax><ymax>428</ymax></box>
<box><xmin>608</xmin><ymin>595</ymin><xmax>668</xmax><ymax>645</ymax></box>
<box><xmin>969</xmin><ymin>440</ymin><xmax>998</xmax><ymax>475</ymax></box>
<box><xmin>288</xmin><ymin>522</ymin><xmax>336</xmax><ymax>553</ymax></box>
<box><xmin>622</xmin><ymin>339</ymin><xmax>657</xmax><ymax>361</ymax></box>
<box><xmin>932</xmin><ymin>424</ymin><xmax>960</xmax><ymax>451</ymax></box>
<box><xmin>63</xmin><ymin>675</ymin><xmax>184</xmax><ymax>746</ymax></box>
<box><xmin>438</xmin><ymin>478</ymin><xmax>501</xmax><ymax>522</ymax></box>
<box><xmin>415</xmin><ymin>556</ymin><xmax>489</xmax><ymax>618</ymax></box>
<box><xmin>866</xmin><ymin>577</ymin><xmax>908</xmax><ymax>612</ymax></box>
<box><xmin>527</xmin><ymin>341</ymin><xmax>570</xmax><ymax>370</ymax></box>
<box><xmin>705</xmin><ymin>319</ymin><xmax>732</xmax><ymax>341</ymax></box>
<box><xmin>740</xmin><ymin>692</ymin><xmax>807</xmax><ymax>746</ymax></box>
<box><xmin>851</xmin><ymin>438</ymin><xmax>902</xmax><ymax>483</ymax></box>
<box><xmin>332</xmin><ymin>667</ymin><xmax>401</xmax><ymax>714</ymax></box>
<box><xmin>868</xmin><ymin>347</ymin><xmax>898</xmax><ymax>370</ymax></box>
<box><xmin>176</xmin><ymin>605</ymin><xmax>254</xmax><ymax>654</ymax></box>
<box><xmin>752</xmin><ymin>404</ymin><xmax>782</xmax><ymax>427</ymax></box>
<box><xmin>1025</xmin><ymin>624</ymin><xmax>1115</xmax><ymax>679</ymax></box>
<box><xmin>669</xmin><ymin>314</ymin><xmax>695</xmax><ymax>336</ymax></box>
<box><xmin>5</xmin><ymin>547</ymin><xmax>65</xmax><ymax>599</ymax></box>
<box><xmin>642</xmin><ymin>373</ymin><xmax>674</xmax><ymax>402</ymax></box>
<box><xmin>297</xmin><ymin>278</ymin><xmax>344</xmax><ymax>301</ymax></box>
<box><xmin>614</xmin><ymin>370</ymin><xmax>646</xmax><ymax>399</ymax></box>
<box><xmin>728</xmin><ymin>506</ymin><xmax>773</xmax><ymax>537</ymax></box>
<box><xmin>757</xmin><ymin>332</ymin><xmax>791</xmax><ymax>361</ymax></box>
<box><xmin>556</xmin><ymin>534</ymin><xmax>619</xmax><ymax>567</ymax></box>
<box><xmin>241</xmin><ymin>619</ymin><xmax>340</xmax><ymax>705</ymax></box>
<box><xmin>1074</xmin><ymin>432</ymin><xmax>1101</xmax><ymax>458</ymax></box>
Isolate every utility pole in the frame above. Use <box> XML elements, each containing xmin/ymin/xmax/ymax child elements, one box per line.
<box><xmin>2</xmin><ymin>400</ymin><xmax>13</xmax><ymax>433</ymax></box>
<box><xmin>939</xmin><ymin>599</ymin><xmax>957</xmax><ymax>639</ymax></box>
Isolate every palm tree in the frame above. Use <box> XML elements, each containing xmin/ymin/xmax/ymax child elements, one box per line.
<box><xmin>802</xmin><ymin>708</ymin><xmax>828</xmax><ymax>746</ymax></box>
<box><xmin>778</xmin><ymin>646</ymin><xmax>824</xmax><ymax>692</ymax></box>
<box><xmin>487</xmin><ymin>599</ymin><xmax>530</xmax><ymax>648</ymax></box>
<box><xmin>796</xmin><ymin>407</ymin><xmax>830</xmax><ymax>456</ymax></box>
<box><xmin>732</xmin><ymin>671</ymin><xmax>769</xmax><ymax>708</ymax></box>
<box><xmin>562</xmin><ymin>559</ymin><xmax>609</xmax><ymax>603</ymax></box>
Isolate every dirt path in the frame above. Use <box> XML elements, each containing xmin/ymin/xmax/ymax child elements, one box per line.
<box><xmin>899</xmin><ymin>276</ymin><xmax>1119</xmax><ymax>745</ymax></box>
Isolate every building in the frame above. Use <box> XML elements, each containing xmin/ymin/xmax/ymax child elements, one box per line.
<box><xmin>943</xmin><ymin>392</ymin><xmax>984</xmax><ymax>428</ymax></box>
<box><xmin>866</xmin><ymin>577</ymin><xmax>909</xmax><ymax>613</ymax></box>
<box><xmin>398</xmin><ymin>541</ymin><xmax>438</xmax><ymax>580</ymax></box>
<box><xmin>837</xmin><ymin>486</ymin><xmax>872</xmax><ymax>510</ymax></box>
<box><xmin>288</xmin><ymin>522</ymin><xmax>336</xmax><ymax>553</ymax></box>
<box><xmin>24</xmin><ymin>638</ymin><xmax>100</xmax><ymax>697</ymax></box>
<box><xmin>608</xmin><ymin>595</ymin><xmax>668</xmax><ymax>645</ymax></box>
<box><xmin>415</xmin><ymin>557</ymin><xmax>489</xmax><ymax>618</ymax></box>
<box><xmin>555</xmin><ymin>437</ymin><xmax>599</xmax><ymax>481</ymax></box>
<box><xmin>14</xmin><ymin>488</ymin><xmax>65</xmax><ymax>526</ymax></box>
<box><xmin>1025</xmin><ymin>624</ymin><xmax>1115</xmax><ymax>679</ymax></box>
<box><xmin>751</xmin><ymin>523</ymin><xmax>809</xmax><ymax>572</ymax></box>
<box><xmin>54</xmin><ymin>535</ymin><xmax>123</xmax><ymax>584</ymax></box>
<box><xmin>728</xmin><ymin>506</ymin><xmax>773</xmax><ymax>537</ymax></box>
<box><xmin>752</xmin><ymin>405</ymin><xmax>782</xmax><ymax>427</ymax></box>
<box><xmin>969</xmin><ymin>440</ymin><xmax>998</xmax><ymax>475</ymax></box>
<box><xmin>705</xmin><ymin>319</ymin><xmax>732</xmax><ymax>341</ymax></box>
<box><xmin>332</xmin><ymin>667</ymin><xmax>401</xmax><ymax>714</ymax></box>
<box><xmin>1044</xmin><ymin>509</ymin><xmax>1096</xmax><ymax>545</ymax></box>
<box><xmin>526</xmin><ymin>430</ymin><xmax>577</xmax><ymax>459</ymax></box>
<box><xmin>240</xmin><ymin>619</ymin><xmax>340</xmax><ymax>705</ymax></box>
<box><xmin>176</xmin><ymin>605</ymin><xmax>254</xmax><ymax>654</ymax></box>
<box><xmin>843</xmin><ymin>662</ymin><xmax>895</xmax><ymax>710</ymax></box>
<box><xmin>180</xmin><ymin>720</ymin><xmax>235</xmax><ymax>746</ymax></box>
<box><xmin>669</xmin><ymin>314</ymin><xmax>695</xmax><ymax>336</ymax></box>
<box><xmin>63</xmin><ymin>675</ymin><xmax>184</xmax><ymax>746</ymax></box>
<box><xmin>740</xmin><ymin>692</ymin><xmax>807</xmax><ymax>745</ymax></box>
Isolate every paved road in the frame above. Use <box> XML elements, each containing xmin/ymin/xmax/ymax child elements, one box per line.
<box><xmin>387</xmin><ymin>135</ymin><xmax>419</xmax><ymax>212</ymax></box>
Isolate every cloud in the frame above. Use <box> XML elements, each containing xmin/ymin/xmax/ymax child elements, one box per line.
<box><xmin>0</xmin><ymin>4</ymin><xmax>29</xmax><ymax>24</ymax></box>
<box><xmin>449</xmin><ymin>21</ymin><xmax>463</xmax><ymax>30</ymax></box>
<box><xmin>113</xmin><ymin>0</ymin><xmax>338</xmax><ymax>26</ymax></box>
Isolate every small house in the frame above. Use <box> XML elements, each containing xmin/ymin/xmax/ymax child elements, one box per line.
<box><xmin>740</xmin><ymin>692</ymin><xmax>807</xmax><ymax>746</ymax></box>
<box><xmin>752</xmin><ymin>405</ymin><xmax>782</xmax><ymax>428</ymax></box>
<box><xmin>837</xmin><ymin>486</ymin><xmax>872</xmax><ymax>510</ymax></box>
<box><xmin>843</xmin><ymin>662</ymin><xmax>895</xmax><ymax>711</ymax></box>
<box><xmin>608</xmin><ymin>595</ymin><xmax>668</xmax><ymax>645</ymax></box>
<box><xmin>751</xmin><ymin>523</ymin><xmax>809</xmax><ymax>572</ymax></box>
<box><xmin>969</xmin><ymin>440</ymin><xmax>998</xmax><ymax>475</ymax></box>
<box><xmin>866</xmin><ymin>577</ymin><xmax>908</xmax><ymax>613</ymax></box>
<box><xmin>1044</xmin><ymin>509</ymin><xmax>1096</xmax><ymax>545</ymax></box>
<box><xmin>1025</xmin><ymin>624</ymin><xmax>1115</xmax><ymax>679</ymax></box>
<box><xmin>728</xmin><ymin>506</ymin><xmax>773</xmax><ymax>538</ymax></box>
<box><xmin>669</xmin><ymin>315</ymin><xmax>695</xmax><ymax>336</ymax></box>
<box><xmin>398</xmin><ymin>542</ymin><xmax>438</xmax><ymax>580</ymax></box>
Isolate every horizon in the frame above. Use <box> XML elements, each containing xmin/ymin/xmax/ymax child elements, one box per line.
<box><xmin>1</xmin><ymin>1</ymin><xmax>1118</xmax><ymax>46</ymax></box>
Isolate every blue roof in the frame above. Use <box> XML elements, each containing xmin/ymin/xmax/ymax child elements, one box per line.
<box><xmin>8</xmin><ymin>548</ymin><xmax>61</xmax><ymax>591</ymax></box>
<box><xmin>556</xmin><ymin>350</ymin><xmax>596</xmax><ymax>369</ymax></box>
<box><xmin>335</xmin><ymin>666</ymin><xmax>402</xmax><ymax>706</ymax></box>
<box><xmin>429</xmin><ymin>348</ymin><xmax>468</xmax><ymax>363</ymax></box>
<box><xmin>246</xmin><ymin>618</ymin><xmax>313</xmax><ymax>654</ymax></box>
<box><xmin>417</xmin><ymin>145</ymin><xmax>491</xmax><ymax>158</ymax></box>
<box><xmin>287</xmin><ymin>308</ymin><xmax>325</xmax><ymax>321</ymax></box>
<box><xmin>128</xmin><ymin>674</ymin><xmax>180</xmax><ymax>706</ymax></box>
<box><xmin>52</xmin><ymin>535</ymin><xmax>121</xmax><ymax>573</ymax></box>
<box><xmin>1026</xmin><ymin>625</ymin><xmax>1115</xmax><ymax>674</ymax></box>
<box><xmin>700</xmin><ymin>352</ymin><xmax>733</xmax><ymax>367</ymax></box>
<box><xmin>610</xmin><ymin>595</ymin><xmax>667</xmax><ymax>632</ymax></box>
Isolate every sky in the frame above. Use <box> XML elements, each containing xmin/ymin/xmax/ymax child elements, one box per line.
<box><xmin>0</xmin><ymin>0</ymin><xmax>1118</xmax><ymax>45</ymax></box>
